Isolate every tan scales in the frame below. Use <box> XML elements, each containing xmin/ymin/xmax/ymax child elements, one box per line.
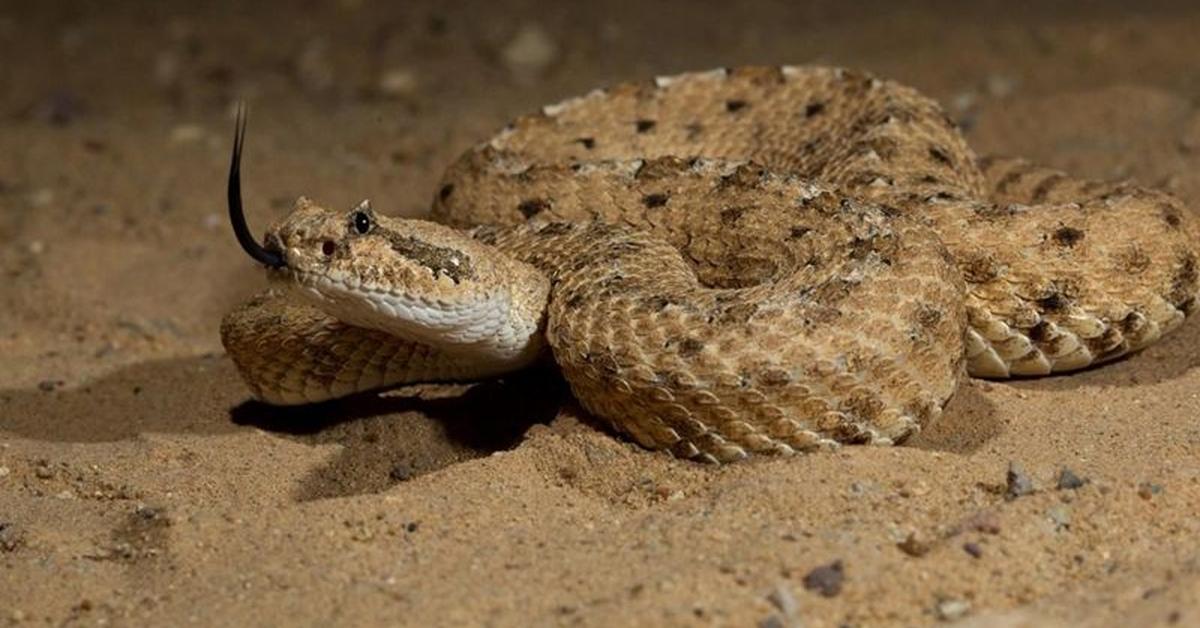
<box><xmin>221</xmin><ymin>65</ymin><xmax>1200</xmax><ymax>463</ymax></box>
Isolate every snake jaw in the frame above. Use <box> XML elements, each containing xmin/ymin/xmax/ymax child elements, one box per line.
<box><xmin>227</xmin><ymin>106</ymin><xmax>286</xmax><ymax>269</ymax></box>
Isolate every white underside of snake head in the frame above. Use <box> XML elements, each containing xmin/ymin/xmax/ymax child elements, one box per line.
<box><xmin>265</xmin><ymin>198</ymin><xmax>550</xmax><ymax>368</ymax></box>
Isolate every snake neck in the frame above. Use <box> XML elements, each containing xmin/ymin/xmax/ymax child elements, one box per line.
<box><xmin>289</xmin><ymin>270</ymin><xmax>549</xmax><ymax>369</ymax></box>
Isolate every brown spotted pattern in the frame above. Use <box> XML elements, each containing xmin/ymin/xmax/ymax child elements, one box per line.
<box><xmin>436</xmin><ymin>65</ymin><xmax>1199</xmax><ymax>382</ymax></box>
<box><xmin>464</xmin><ymin>170</ymin><xmax>966</xmax><ymax>461</ymax></box>
<box><xmin>224</xmin><ymin>66</ymin><xmax>1200</xmax><ymax>463</ymax></box>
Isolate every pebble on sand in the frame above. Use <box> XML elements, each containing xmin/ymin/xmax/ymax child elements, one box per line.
<box><xmin>985</xmin><ymin>74</ymin><xmax>1016</xmax><ymax>98</ymax></box>
<box><xmin>1005</xmin><ymin>462</ymin><xmax>1035</xmax><ymax>500</ymax></box>
<box><xmin>765</xmin><ymin>583</ymin><xmax>798</xmax><ymax>618</ymax></box>
<box><xmin>1057</xmin><ymin>467</ymin><xmax>1088</xmax><ymax>490</ymax></box>
<box><xmin>0</xmin><ymin>521</ymin><xmax>23</xmax><ymax>552</ymax></box>
<box><xmin>378</xmin><ymin>68</ymin><xmax>419</xmax><ymax>97</ymax></box>
<box><xmin>802</xmin><ymin>560</ymin><xmax>844</xmax><ymax>597</ymax></box>
<box><xmin>1137</xmin><ymin>482</ymin><xmax>1163</xmax><ymax>500</ymax></box>
<box><xmin>897</xmin><ymin>532</ymin><xmax>932</xmax><ymax>557</ymax></box>
<box><xmin>501</xmin><ymin>23</ymin><xmax>558</xmax><ymax>82</ymax></box>
<box><xmin>936</xmin><ymin>597</ymin><xmax>971</xmax><ymax>621</ymax></box>
<box><xmin>1045</xmin><ymin>505</ymin><xmax>1072</xmax><ymax>532</ymax></box>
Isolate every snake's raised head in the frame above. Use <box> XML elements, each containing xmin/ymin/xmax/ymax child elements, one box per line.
<box><xmin>264</xmin><ymin>196</ymin><xmax>493</xmax><ymax>298</ymax></box>
<box><xmin>267</xmin><ymin>197</ymin><xmax>551</xmax><ymax>365</ymax></box>
<box><xmin>226</xmin><ymin>110</ymin><xmax>548</xmax><ymax>366</ymax></box>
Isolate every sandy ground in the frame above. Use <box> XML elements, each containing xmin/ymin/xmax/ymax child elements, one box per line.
<box><xmin>2</xmin><ymin>1</ymin><xmax>1200</xmax><ymax>626</ymax></box>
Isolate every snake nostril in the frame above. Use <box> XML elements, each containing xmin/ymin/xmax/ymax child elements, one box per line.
<box><xmin>322</xmin><ymin>241</ymin><xmax>336</xmax><ymax>256</ymax></box>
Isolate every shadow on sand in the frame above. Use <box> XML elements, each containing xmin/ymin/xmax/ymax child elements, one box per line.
<box><xmin>0</xmin><ymin>355</ymin><xmax>569</xmax><ymax>499</ymax></box>
<box><xmin>231</xmin><ymin>366</ymin><xmax>569</xmax><ymax>500</ymax></box>
<box><xmin>0</xmin><ymin>348</ymin><xmax>1031</xmax><ymax>497</ymax></box>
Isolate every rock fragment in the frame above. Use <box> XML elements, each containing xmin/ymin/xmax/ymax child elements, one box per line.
<box><xmin>1137</xmin><ymin>482</ymin><xmax>1163</xmax><ymax>500</ymax></box>
<box><xmin>1056</xmin><ymin>467</ymin><xmax>1087</xmax><ymax>490</ymax></box>
<box><xmin>766</xmin><ymin>583</ymin><xmax>799</xmax><ymax>620</ymax></box>
<box><xmin>501</xmin><ymin>23</ymin><xmax>557</xmax><ymax>82</ymax></box>
<box><xmin>936</xmin><ymin>597</ymin><xmax>971</xmax><ymax>621</ymax></box>
<box><xmin>1005</xmin><ymin>462</ymin><xmax>1034</xmax><ymax>500</ymax></box>
<box><xmin>802</xmin><ymin>560</ymin><xmax>844</xmax><ymax>598</ymax></box>
<box><xmin>897</xmin><ymin>533</ymin><xmax>932</xmax><ymax>557</ymax></box>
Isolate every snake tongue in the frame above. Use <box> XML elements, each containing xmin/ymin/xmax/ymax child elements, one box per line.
<box><xmin>227</xmin><ymin>106</ymin><xmax>286</xmax><ymax>269</ymax></box>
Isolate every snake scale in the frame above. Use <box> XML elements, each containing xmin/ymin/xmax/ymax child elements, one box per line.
<box><xmin>221</xmin><ymin>66</ymin><xmax>1199</xmax><ymax>463</ymax></box>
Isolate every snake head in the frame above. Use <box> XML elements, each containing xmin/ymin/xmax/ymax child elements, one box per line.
<box><xmin>225</xmin><ymin>109</ymin><xmax>547</xmax><ymax>362</ymax></box>
<box><xmin>264</xmin><ymin>197</ymin><xmax>485</xmax><ymax>292</ymax></box>
<box><xmin>263</xmin><ymin>197</ymin><xmax>549</xmax><ymax>361</ymax></box>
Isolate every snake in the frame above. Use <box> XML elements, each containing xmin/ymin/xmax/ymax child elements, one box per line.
<box><xmin>220</xmin><ymin>65</ymin><xmax>1199</xmax><ymax>463</ymax></box>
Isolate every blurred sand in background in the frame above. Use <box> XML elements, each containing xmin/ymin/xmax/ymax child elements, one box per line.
<box><xmin>1</xmin><ymin>1</ymin><xmax>1199</xmax><ymax>625</ymax></box>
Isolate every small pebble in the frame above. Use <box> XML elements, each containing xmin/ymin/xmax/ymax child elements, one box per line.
<box><xmin>1046</xmin><ymin>505</ymin><xmax>1072</xmax><ymax>531</ymax></box>
<box><xmin>985</xmin><ymin>74</ymin><xmax>1016</xmax><ymax>98</ymax></box>
<box><xmin>378</xmin><ymin>68</ymin><xmax>418</xmax><ymax>97</ymax></box>
<box><xmin>897</xmin><ymin>533</ymin><xmax>931</xmax><ymax>557</ymax></box>
<box><xmin>963</xmin><ymin>542</ymin><xmax>983</xmax><ymax>558</ymax></box>
<box><xmin>1137</xmin><ymin>482</ymin><xmax>1163</xmax><ymax>500</ymax></box>
<box><xmin>1005</xmin><ymin>462</ymin><xmax>1034</xmax><ymax>500</ymax></box>
<box><xmin>765</xmin><ymin>583</ymin><xmax>798</xmax><ymax>618</ymax></box>
<box><xmin>936</xmin><ymin>597</ymin><xmax>971</xmax><ymax>621</ymax></box>
<box><xmin>802</xmin><ymin>560</ymin><xmax>844</xmax><ymax>598</ymax></box>
<box><xmin>951</xmin><ymin>91</ymin><xmax>977</xmax><ymax>113</ymax></box>
<box><xmin>1057</xmin><ymin>467</ymin><xmax>1088</xmax><ymax>490</ymax></box>
<box><xmin>501</xmin><ymin>23</ymin><xmax>557</xmax><ymax>81</ymax></box>
<box><xmin>848</xmin><ymin>480</ymin><xmax>877</xmax><ymax>496</ymax></box>
<box><xmin>0</xmin><ymin>522</ymin><xmax>23</xmax><ymax>552</ymax></box>
<box><xmin>388</xmin><ymin>463</ymin><xmax>413</xmax><ymax>482</ymax></box>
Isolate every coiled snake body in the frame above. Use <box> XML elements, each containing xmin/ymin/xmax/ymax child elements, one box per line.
<box><xmin>221</xmin><ymin>66</ymin><xmax>1199</xmax><ymax>463</ymax></box>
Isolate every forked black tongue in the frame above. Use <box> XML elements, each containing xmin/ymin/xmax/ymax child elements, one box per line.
<box><xmin>228</xmin><ymin>106</ymin><xmax>285</xmax><ymax>268</ymax></box>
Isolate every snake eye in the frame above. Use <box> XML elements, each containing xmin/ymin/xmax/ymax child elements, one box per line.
<box><xmin>352</xmin><ymin>211</ymin><xmax>371</xmax><ymax>235</ymax></box>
